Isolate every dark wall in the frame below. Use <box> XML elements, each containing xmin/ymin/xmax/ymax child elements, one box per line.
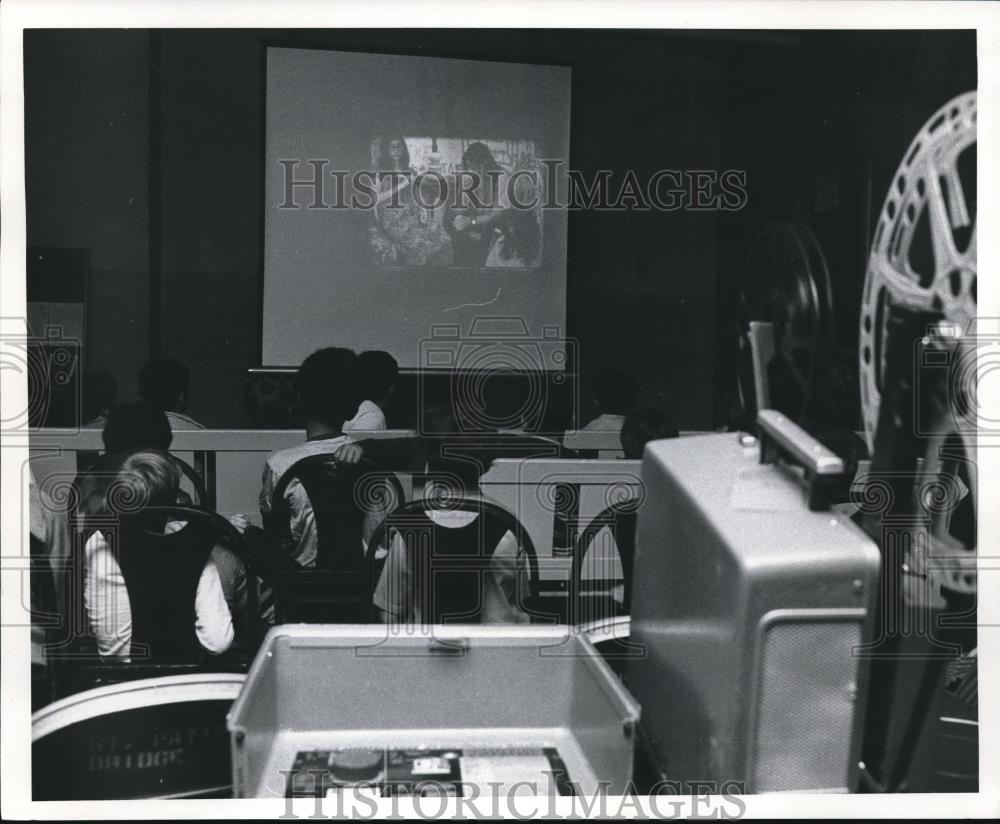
<box><xmin>25</xmin><ymin>29</ymin><xmax>150</xmax><ymax>402</ymax></box>
<box><xmin>25</xmin><ymin>28</ymin><xmax>723</xmax><ymax>429</ymax></box>
<box><xmin>158</xmin><ymin>32</ymin><xmax>262</xmax><ymax>429</ymax></box>
<box><xmin>712</xmin><ymin>29</ymin><xmax>976</xmax><ymax>427</ymax></box>
<box><xmin>24</xmin><ymin>28</ymin><xmax>976</xmax><ymax>429</ymax></box>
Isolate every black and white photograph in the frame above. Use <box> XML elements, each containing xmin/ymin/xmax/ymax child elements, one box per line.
<box><xmin>1</xmin><ymin>0</ymin><xmax>998</xmax><ymax>818</ymax></box>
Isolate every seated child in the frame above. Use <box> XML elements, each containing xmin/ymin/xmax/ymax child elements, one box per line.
<box><xmin>259</xmin><ymin>347</ymin><xmax>366</xmax><ymax>568</ymax></box>
<box><xmin>372</xmin><ymin>409</ymin><xmax>532</xmax><ymax>626</ymax></box>
<box><xmin>82</xmin><ymin>450</ymin><xmax>235</xmax><ymax>661</ymax></box>
<box><xmin>83</xmin><ymin>401</ymin><xmax>250</xmax><ymax>640</ymax></box>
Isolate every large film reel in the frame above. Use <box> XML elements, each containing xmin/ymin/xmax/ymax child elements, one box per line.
<box><xmin>859</xmin><ymin>90</ymin><xmax>977</xmax><ymax>597</ymax></box>
<box><xmin>737</xmin><ymin>221</ymin><xmax>835</xmax><ymax>423</ymax></box>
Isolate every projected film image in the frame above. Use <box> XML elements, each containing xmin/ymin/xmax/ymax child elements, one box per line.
<box><xmin>368</xmin><ymin>136</ymin><xmax>543</xmax><ymax>268</ymax></box>
<box><xmin>263</xmin><ymin>45</ymin><xmax>570</xmax><ymax>366</ymax></box>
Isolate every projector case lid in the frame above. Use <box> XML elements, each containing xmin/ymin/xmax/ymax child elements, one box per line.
<box><xmin>228</xmin><ymin>624</ymin><xmax>640</xmax><ymax>798</ymax></box>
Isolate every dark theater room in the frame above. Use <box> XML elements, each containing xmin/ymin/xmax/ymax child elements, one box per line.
<box><xmin>3</xmin><ymin>1</ymin><xmax>995</xmax><ymax>817</ymax></box>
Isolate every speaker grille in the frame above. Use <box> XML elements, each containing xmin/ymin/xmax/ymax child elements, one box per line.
<box><xmin>753</xmin><ymin>620</ymin><xmax>862</xmax><ymax>792</ymax></box>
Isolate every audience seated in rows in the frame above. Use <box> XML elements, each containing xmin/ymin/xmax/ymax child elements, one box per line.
<box><xmin>48</xmin><ymin>348</ymin><xmax>675</xmax><ymax>672</ymax></box>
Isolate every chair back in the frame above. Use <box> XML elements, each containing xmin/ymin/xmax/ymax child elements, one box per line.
<box><xmin>32</xmin><ymin>672</ymin><xmax>244</xmax><ymax>799</ymax></box>
<box><xmin>570</xmin><ymin>499</ymin><xmax>639</xmax><ymax>621</ymax></box>
<box><xmin>267</xmin><ymin>455</ymin><xmax>403</xmax><ymax>622</ymax></box>
<box><xmin>74</xmin><ymin>451</ymin><xmax>210</xmax><ymax>516</ymax></box>
<box><xmin>367</xmin><ymin>496</ymin><xmax>539</xmax><ymax>624</ymax></box>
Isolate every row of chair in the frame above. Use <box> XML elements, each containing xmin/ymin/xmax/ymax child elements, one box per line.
<box><xmin>30</xmin><ymin>444</ymin><xmax>643</xmax><ymax>703</ymax></box>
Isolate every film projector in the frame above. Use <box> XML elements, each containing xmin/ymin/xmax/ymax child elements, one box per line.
<box><xmin>735</xmin><ymin>220</ymin><xmax>836</xmax><ymax>427</ymax></box>
<box><xmin>627</xmin><ymin>91</ymin><xmax>978</xmax><ymax>793</ymax></box>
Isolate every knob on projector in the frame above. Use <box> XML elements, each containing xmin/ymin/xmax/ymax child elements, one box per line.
<box><xmin>327</xmin><ymin>749</ymin><xmax>383</xmax><ymax>782</ymax></box>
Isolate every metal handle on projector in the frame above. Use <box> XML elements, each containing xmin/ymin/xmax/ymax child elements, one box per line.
<box><xmin>426</xmin><ymin>637</ymin><xmax>469</xmax><ymax>656</ymax></box>
<box><xmin>757</xmin><ymin>409</ymin><xmax>844</xmax><ymax>511</ymax></box>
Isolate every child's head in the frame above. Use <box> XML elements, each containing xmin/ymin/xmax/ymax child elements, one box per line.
<box><xmin>358</xmin><ymin>350</ymin><xmax>399</xmax><ymax>406</ymax></box>
<box><xmin>297</xmin><ymin>347</ymin><xmax>361</xmax><ymax>429</ymax></box>
<box><xmin>82</xmin><ymin>369</ymin><xmax>118</xmax><ymax>421</ymax></box>
<box><xmin>592</xmin><ymin>368</ymin><xmax>639</xmax><ymax>416</ymax></box>
<box><xmin>621</xmin><ymin>407</ymin><xmax>680</xmax><ymax>459</ymax></box>
<box><xmin>109</xmin><ymin>449</ymin><xmax>180</xmax><ymax>514</ymax></box>
<box><xmin>102</xmin><ymin>401</ymin><xmax>173</xmax><ymax>454</ymax></box>
<box><xmin>244</xmin><ymin>374</ymin><xmax>295</xmax><ymax>428</ymax></box>
<box><xmin>138</xmin><ymin>357</ymin><xmax>191</xmax><ymax>412</ymax></box>
<box><xmin>422</xmin><ymin>407</ymin><xmax>482</xmax><ymax>495</ymax></box>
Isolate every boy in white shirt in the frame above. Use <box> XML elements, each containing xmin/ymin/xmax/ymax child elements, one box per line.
<box><xmin>83</xmin><ymin>450</ymin><xmax>233</xmax><ymax>660</ymax></box>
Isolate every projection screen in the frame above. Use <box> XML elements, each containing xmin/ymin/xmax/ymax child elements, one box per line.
<box><xmin>261</xmin><ymin>45</ymin><xmax>572</xmax><ymax>369</ymax></box>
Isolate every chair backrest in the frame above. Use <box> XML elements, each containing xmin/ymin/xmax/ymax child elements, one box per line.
<box><xmin>478</xmin><ymin>458</ymin><xmax>643</xmax><ymax>562</ymax></box>
<box><xmin>58</xmin><ymin>660</ymin><xmax>249</xmax><ymax>699</ymax></box>
<box><xmin>569</xmin><ymin>499</ymin><xmax>639</xmax><ymax>622</ymax></box>
<box><xmin>32</xmin><ymin>672</ymin><xmax>244</xmax><ymax>799</ymax></box>
<box><xmin>73</xmin><ymin>451</ymin><xmax>209</xmax><ymax>516</ymax></box>
<box><xmin>266</xmin><ymin>455</ymin><xmax>404</xmax><ymax>622</ymax></box>
<box><xmin>367</xmin><ymin>496</ymin><xmax>539</xmax><ymax>624</ymax></box>
<box><xmin>117</xmin><ymin>511</ymin><xmax>214</xmax><ymax>663</ymax></box>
